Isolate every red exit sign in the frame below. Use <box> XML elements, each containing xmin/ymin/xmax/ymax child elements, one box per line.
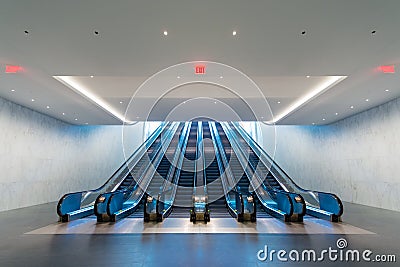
<box><xmin>379</xmin><ymin>65</ymin><xmax>395</xmax><ymax>73</ymax></box>
<box><xmin>195</xmin><ymin>65</ymin><xmax>205</xmax><ymax>74</ymax></box>
<box><xmin>5</xmin><ymin>65</ymin><xmax>23</xmax><ymax>73</ymax></box>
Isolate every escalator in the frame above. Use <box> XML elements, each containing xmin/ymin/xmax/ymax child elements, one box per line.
<box><xmin>102</xmin><ymin>122</ymin><xmax>184</xmax><ymax>222</ymax></box>
<box><xmin>112</xmin><ymin>138</ymin><xmax>161</xmax><ymax>193</ymax></box>
<box><xmin>203</xmin><ymin>122</ymin><xmax>230</xmax><ymax>218</ymax></box>
<box><xmin>218</xmin><ymin>122</ymin><xmax>296</xmax><ymax>219</ymax></box>
<box><xmin>146</xmin><ymin>155</ymin><xmax>172</xmax><ymax>196</ymax></box>
<box><xmin>215</xmin><ymin>123</ymin><xmax>253</xmax><ymax>195</ymax></box>
<box><xmin>170</xmin><ymin>122</ymin><xmax>198</xmax><ymax>217</ymax></box>
<box><xmin>143</xmin><ymin>123</ymin><xmax>189</xmax><ymax>221</ymax></box>
<box><xmin>93</xmin><ymin>123</ymin><xmax>179</xmax><ymax>222</ymax></box>
<box><xmin>58</xmin><ymin>120</ymin><xmax>343</xmax><ymax>224</ymax></box>
<box><xmin>219</xmin><ymin>122</ymin><xmax>304</xmax><ymax>221</ymax></box>
<box><xmin>97</xmin><ymin>129</ymin><xmax>174</xmax><ymax>221</ymax></box>
<box><xmin>225</xmin><ymin>150</ymin><xmax>272</xmax><ymax>221</ymax></box>
<box><xmin>255</xmin><ymin>199</ymin><xmax>272</xmax><ymax>219</ymax></box>
<box><xmin>128</xmin><ymin>144</ymin><xmax>179</xmax><ymax>221</ymax></box>
<box><xmin>247</xmin><ymin>148</ymin><xmax>283</xmax><ymax>192</ymax></box>
<box><xmin>57</xmin><ymin>122</ymin><xmax>170</xmax><ymax>222</ymax></box>
<box><xmin>226</xmin><ymin>122</ymin><xmax>343</xmax><ymax>222</ymax></box>
<box><xmin>212</xmin><ymin>122</ymin><xmax>256</xmax><ymax>221</ymax></box>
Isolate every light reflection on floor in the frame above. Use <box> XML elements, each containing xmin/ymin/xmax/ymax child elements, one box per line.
<box><xmin>26</xmin><ymin>217</ymin><xmax>374</xmax><ymax>235</ymax></box>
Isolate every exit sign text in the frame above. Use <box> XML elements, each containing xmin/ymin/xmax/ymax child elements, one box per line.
<box><xmin>195</xmin><ymin>65</ymin><xmax>205</xmax><ymax>74</ymax></box>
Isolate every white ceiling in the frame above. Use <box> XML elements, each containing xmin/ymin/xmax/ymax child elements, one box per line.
<box><xmin>55</xmin><ymin>74</ymin><xmax>338</xmax><ymax>122</ymax></box>
<box><xmin>0</xmin><ymin>0</ymin><xmax>399</xmax><ymax>125</ymax></box>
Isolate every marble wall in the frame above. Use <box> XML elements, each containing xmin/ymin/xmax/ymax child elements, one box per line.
<box><xmin>257</xmin><ymin>97</ymin><xmax>400</xmax><ymax>212</ymax></box>
<box><xmin>2</xmin><ymin>92</ymin><xmax>399</xmax><ymax>212</ymax></box>
<box><xmin>0</xmin><ymin>97</ymin><xmax>145</xmax><ymax>212</ymax></box>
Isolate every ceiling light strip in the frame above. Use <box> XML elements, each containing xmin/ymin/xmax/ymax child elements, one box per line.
<box><xmin>271</xmin><ymin>76</ymin><xmax>347</xmax><ymax>123</ymax></box>
<box><xmin>53</xmin><ymin>76</ymin><xmax>128</xmax><ymax>123</ymax></box>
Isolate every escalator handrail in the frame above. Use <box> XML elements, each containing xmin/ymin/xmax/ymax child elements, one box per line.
<box><xmin>232</xmin><ymin>122</ymin><xmax>343</xmax><ymax>216</ymax></box>
<box><xmin>151</xmin><ymin>121</ymin><xmax>191</xmax><ymax>218</ymax></box>
<box><xmin>233</xmin><ymin>122</ymin><xmax>309</xmax><ymax>192</ymax></box>
<box><xmin>209</xmin><ymin>122</ymin><xmax>238</xmax><ymax>193</ymax></box>
<box><xmin>163</xmin><ymin>122</ymin><xmax>193</xmax><ymax>211</ymax></box>
<box><xmin>200</xmin><ymin>121</ymin><xmax>207</xmax><ymax>193</ymax></box>
<box><xmin>218</xmin><ymin>122</ymin><xmax>283</xmax><ymax>195</ymax></box>
<box><xmin>106</xmin><ymin>123</ymin><xmax>177</xmax><ymax>198</ymax></box>
<box><xmin>194</xmin><ymin>121</ymin><xmax>207</xmax><ymax>197</ymax></box>
<box><xmin>210</xmin><ymin>123</ymin><xmax>254</xmax><ymax>194</ymax></box>
<box><xmin>233</xmin><ymin>122</ymin><xmax>322</xmax><ymax>193</ymax></box>
<box><xmin>106</xmin><ymin>122</ymin><xmax>181</xmax><ymax>216</ymax></box>
<box><xmin>208</xmin><ymin>122</ymin><xmax>241</xmax><ymax>217</ymax></box>
<box><xmin>159</xmin><ymin>122</ymin><xmax>192</xmax><ymax>216</ymax></box>
<box><xmin>93</xmin><ymin>122</ymin><xmax>180</xmax><ymax>218</ymax></box>
<box><xmin>208</xmin><ymin>131</ymin><xmax>252</xmax><ymax>208</ymax></box>
<box><xmin>219</xmin><ymin>122</ymin><xmax>294</xmax><ymax>216</ymax></box>
<box><xmin>160</xmin><ymin>122</ymin><xmax>191</xmax><ymax>194</ymax></box>
<box><xmin>57</xmin><ymin>122</ymin><xmax>168</xmax><ymax>217</ymax></box>
<box><xmin>223</xmin><ymin>122</ymin><xmax>300</xmax><ymax>196</ymax></box>
<box><xmin>174</xmin><ymin>121</ymin><xmax>197</xmax><ymax>192</ymax></box>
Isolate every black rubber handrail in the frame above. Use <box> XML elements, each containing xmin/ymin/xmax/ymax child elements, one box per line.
<box><xmin>147</xmin><ymin>122</ymin><xmax>191</xmax><ymax>220</ymax></box>
<box><xmin>231</xmin><ymin>122</ymin><xmax>343</xmax><ymax>217</ymax></box>
<box><xmin>208</xmin><ymin>121</ymin><xmax>245</xmax><ymax>218</ymax></box>
<box><xmin>105</xmin><ymin>122</ymin><xmax>182</xmax><ymax>219</ymax></box>
<box><xmin>217</xmin><ymin>122</ymin><xmax>295</xmax><ymax>218</ymax></box>
<box><xmin>57</xmin><ymin>122</ymin><xmax>169</xmax><ymax>218</ymax></box>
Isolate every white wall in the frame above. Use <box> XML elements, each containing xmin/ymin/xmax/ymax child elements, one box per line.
<box><xmin>0</xmin><ymin>97</ymin><xmax>145</xmax><ymax>212</ymax></box>
<box><xmin>257</xmin><ymin>97</ymin><xmax>400</xmax><ymax>212</ymax></box>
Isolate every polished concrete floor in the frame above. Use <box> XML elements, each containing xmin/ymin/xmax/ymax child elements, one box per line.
<box><xmin>0</xmin><ymin>202</ymin><xmax>399</xmax><ymax>266</ymax></box>
<box><xmin>27</xmin><ymin>217</ymin><xmax>373</xmax><ymax>235</ymax></box>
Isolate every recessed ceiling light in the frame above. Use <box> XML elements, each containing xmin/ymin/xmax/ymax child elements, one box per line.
<box><xmin>177</xmin><ymin>76</ymin><xmax>180</xmax><ymax>79</ymax></box>
<box><xmin>232</xmin><ymin>30</ymin><xmax>237</xmax><ymax>36</ymax></box>
<box><xmin>220</xmin><ymin>76</ymin><xmax>223</xmax><ymax>79</ymax></box>
<box><xmin>306</xmin><ymin>75</ymin><xmax>310</xmax><ymax>78</ymax></box>
<box><xmin>163</xmin><ymin>30</ymin><xmax>168</xmax><ymax>36</ymax></box>
<box><xmin>350</xmin><ymin>105</ymin><xmax>354</xmax><ymax>109</ymax></box>
<box><xmin>277</xmin><ymin>101</ymin><xmax>281</xmax><ymax>104</ymax></box>
<box><xmin>46</xmin><ymin>106</ymin><xmax>50</xmax><ymax>109</ymax></box>
<box><xmin>322</xmin><ymin>118</ymin><xmax>326</xmax><ymax>121</ymax></box>
<box><xmin>214</xmin><ymin>101</ymin><xmax>217</xmax><ymax>104</ymax></box>
<box><xmin>90</xmin><ymin>75</ymin><xmax>94</xmax><ymax>78</ymax></box>
<box><xmin>85</xmin><ymin>123</ymin><xmax>89</xmax><ymax>125</ymax></box>
<box><xmin>385</xmin><ymin>89</ymin><xmax>389</xmax><ymax>92</ymax></box>
<box><xmin>31</xmin><ymin>99</ymin><xmax>35</xmax><ymax>102</ymax></box>
<box><xmin>74</xmin><ymin>118</ymin><xmax>78</xmax><ymax>121</ymax></box>
<box><xmin>365</xmin><ymin>98</ymin><xmax>369</xmax><ymax>102</ymax></box>
<box><xmin>136</xmin><ymin>116</ymin><xmax>140</xmax><ymax>119</ymax></box>
<box><xmin>261</xmin><ymin>116</ymin><xmax>264</xmax><ymax>119</ymax></box>
<box><xmin>312</xmin><ymin>123</ymin><xmax>315</xmax><ymax>125</ymax></box>
<box><xmin>11</xmin><ymin>89</ymin><xmax>15</xmax><ymax>92</ymax></box>
<box><xmin>62</xmin><ymin>112</ymin><xmax>65</xmax><ymax>116</ymax></box>
<box><xmin>335</xmin><ymin>112</ymin><xmax>338</xmax><ymax>115</ymax></box>
<box><xmin>119</xmin><ymin>101</ymin><xmax>123</xmax><ymax>104</ymax></box>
